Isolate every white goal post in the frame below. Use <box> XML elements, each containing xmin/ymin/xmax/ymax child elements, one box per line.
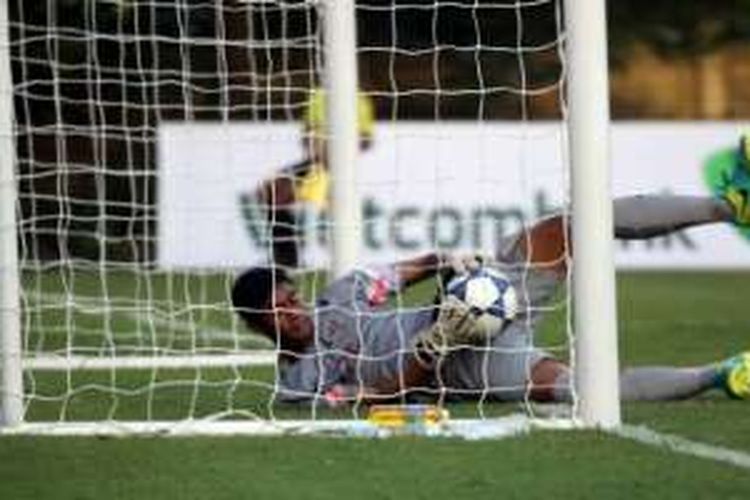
<box><xmin>565</xmin><ymin>0</ymin><xmax>621</xmax><ymax>427</ymax></box>
<box><xmin>0</xmin><ymin>0</ymin><xmax>619</xmax><ymax>435</ymax></box>
<box><xmin>1</xmin><ymin>0</ymin><xmax>23</xmax><ymax>427</ymax></box>
<box><xmin>324</xmin><ymin>0</ymin><xmax>361</xmax><ymax>279</ymax></box>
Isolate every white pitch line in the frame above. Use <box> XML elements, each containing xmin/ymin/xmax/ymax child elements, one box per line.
<box><xmin>613</xmin><ymin>425</ymin><xmax>750</xmax><ymax>470</ymax></box>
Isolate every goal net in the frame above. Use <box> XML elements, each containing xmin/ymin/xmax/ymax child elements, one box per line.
<box><xmin>1</xmin><ymin>0</ymin><xmax>617</xmax><ymax>436</ymax></box>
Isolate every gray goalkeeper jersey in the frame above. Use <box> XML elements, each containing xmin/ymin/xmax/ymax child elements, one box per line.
<box><xmin>278</xmin><ymin>268</ymin><xmax>435</xmax><ymax>401</ymax></box>
<box><xmin>277</xmin><ymin>244</ymin><xmax>561</xmax><ymax>402</ymax></box>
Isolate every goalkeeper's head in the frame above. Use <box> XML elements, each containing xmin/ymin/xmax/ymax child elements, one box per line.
<box><xmin>231</xmin><ymin>267</ymin><xmax>314</xmax><ymax>352</ymax></box>
<box><xmin>302</xmin><ymin>87</ymin><xmax>375</xmax><ymax>160</ymax></box>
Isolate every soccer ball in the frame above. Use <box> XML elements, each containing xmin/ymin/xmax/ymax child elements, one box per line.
<box><xmin>446</xmin><ymin>267</ymin><xmax>519</xmax><ymax>332</ymax></box>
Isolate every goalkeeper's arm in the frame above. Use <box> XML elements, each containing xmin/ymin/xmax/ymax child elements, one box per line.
<box><xmin>323</xmin><ymin>357</ymin><xmax>435</xmax><ymax>407</ymax></box>
<box><xmin>391</xmin><ymin>251</ymin><xmax>488</xmax><ymax>289</ymax></box>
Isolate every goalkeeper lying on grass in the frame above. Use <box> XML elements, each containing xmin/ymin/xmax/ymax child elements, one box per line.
<box><xmin>231</xmin><ymin>136</ymin><xmax>750</xmax><ymax>407</ymax></box>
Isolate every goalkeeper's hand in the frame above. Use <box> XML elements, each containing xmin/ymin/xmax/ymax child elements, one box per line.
<box><xmin>415</xmin><ymin>295</ymin><xmax>492</xmax><ymax>361</ymax></box>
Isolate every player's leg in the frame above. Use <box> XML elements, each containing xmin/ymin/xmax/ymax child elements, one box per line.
<box><xmin>615</xmin><ymin>135</ymin><xmax>750</xmax><ymax>234</ymax></box>
<box><xmin>613</xmin><ymin>194</ymin><xmax>734</xmax><ymax>239</ymax></box>
<box><xmin>489</xmin><ymin>195</ymin><xmax>745</xmax><ymax>402</ymax></box>
<box><xmin>530</xmin><ymin>353</ymin><xmax>750</xmax><ymax>402</ymax></box>
<box><xmin>536</xmin><ymin>359</ymin><xmax>717</xmax><ymax>402</ymax></box>
<box><xmin>439</xmin><ymin>319</ymin><xmax>553</xmax><ymax>402</ymax></box>
<box><xmin>511</xmin><ymin>193</ymin><xmax>740</xmax><ymax>258</ymax></box>
<box><xmin>504</xmin><ymin>193</ymin><xmax>739</xmax><ymax>276</ymax></box>
<box><xmin>504</xmin><ymin>214</ymin><xmax>569</xmax><ymax>277</ymax></box>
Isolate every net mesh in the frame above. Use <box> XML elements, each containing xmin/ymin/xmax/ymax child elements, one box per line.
<box><xmin>8</xmin><ymin>0</ymin><xmax>572</xmax><ymax>429</ymax></box>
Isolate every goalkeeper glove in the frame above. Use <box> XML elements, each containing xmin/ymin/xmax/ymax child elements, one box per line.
<box><xmin>414</xmin><ymin>295</ymin><xmax>492</xmax><ymax>365</ymax></box>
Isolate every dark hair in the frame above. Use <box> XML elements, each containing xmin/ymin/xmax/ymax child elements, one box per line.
<box><xmin>231</xmin><ymin>267</ymin><xmax>292</xmax><ymax>332</ymax></box>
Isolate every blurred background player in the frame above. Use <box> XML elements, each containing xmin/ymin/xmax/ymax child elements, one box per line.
<box><xmin>232</xmin><ymin>146</ymin><xmax>750</xmax><ymax>405</ymax></box>
<box><xmin>255</xmin><ymin>87</ymin><xmax>375</xmax><ymax>269</ymax></box>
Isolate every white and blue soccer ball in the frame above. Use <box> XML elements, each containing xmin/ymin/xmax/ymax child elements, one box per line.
<box><xmin>446</xmin><ymin>267</ymin><xmax>519</xmax><ymax>331</ymax></box>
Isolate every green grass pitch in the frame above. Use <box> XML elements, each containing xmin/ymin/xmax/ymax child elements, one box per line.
<box><xmin>2</xmin><ymin>270</ymin><xmax>750</xmax><ymax>498</ymax></box>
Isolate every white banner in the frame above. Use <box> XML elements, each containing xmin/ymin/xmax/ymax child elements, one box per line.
<box><xmin>158</xmin><ymin>122</ymin><xmax>749</xmax><ymax>269</ymax></box>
